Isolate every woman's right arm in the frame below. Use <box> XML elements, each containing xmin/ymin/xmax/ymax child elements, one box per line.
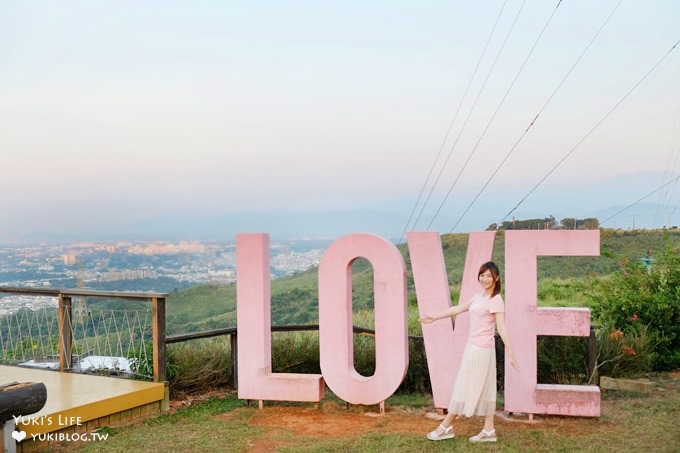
<box><xmin>420</xmin><ymin>298</ymin><xmax>473</xmax><ymax>324</ymax></box>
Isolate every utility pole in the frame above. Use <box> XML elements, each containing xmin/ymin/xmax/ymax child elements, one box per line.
<box><xmin>74</xmin><ymin>259</ymin><xmax>87</xmax><ymax>324</ymax></box>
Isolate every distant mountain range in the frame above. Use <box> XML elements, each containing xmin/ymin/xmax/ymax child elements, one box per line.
<box><xmin>2</xmin><ymin>172</ymin><xmax>677</xmax><ymax>243</ymax></box>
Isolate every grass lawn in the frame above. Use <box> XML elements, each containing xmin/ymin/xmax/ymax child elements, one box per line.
<box><xmin>43</xmin><ymin>372</ymin><xmax>679</xmax><ymax>452</ymax></box>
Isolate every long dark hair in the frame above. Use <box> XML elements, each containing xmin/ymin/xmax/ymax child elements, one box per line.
<box><xmin>478</xmin><ymin>261</ymin><xmax>501</xmax><ymax>297</ymax></box>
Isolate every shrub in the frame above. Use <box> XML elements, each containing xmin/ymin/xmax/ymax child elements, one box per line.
<box><xmin>588</xmin><ymin>242</ymin><xmax>680</xmax><ymax>371</ymax></box>
<box><xmin>592</xmin><ymin>325</ymin><xmax>656</xmax><ymax>378</ymax></box>
<box><xmin>272</xmin><ymin>331</ymin><xmax>322</xmax><ymax>374</ymax></box>
<box><xmin>128</xmin><ymin>340</ymin><xmax>155</xmax><ymax>380</ymax></box>
<box><xmin>167</xmin><ymin>337</ymin><xmax>231</xmax><ymax>394</ymax></box>
<box><xmin>536</xmin><ymin>336</ymin><xmax>590</xmax><ymax>384</ymax></box>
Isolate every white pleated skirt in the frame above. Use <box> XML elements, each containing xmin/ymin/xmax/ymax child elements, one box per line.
<box><xmin>448</xmin><ymin>342</ymin><xmax>497</xmax><ymax>417</ymax></box>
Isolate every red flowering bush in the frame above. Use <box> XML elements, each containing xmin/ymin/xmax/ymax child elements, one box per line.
<box><xmin>589</xmin><ymin>241</ymin><xmax>679</xmax><ymax>371</ymax></box>
<box><xmin>594</xmin><ymin>326</ymin><xmax>655</xmax><ymax>378</ymax></box>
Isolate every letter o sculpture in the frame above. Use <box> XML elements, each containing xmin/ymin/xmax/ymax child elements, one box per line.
<box><xmin>319</xmin><ymin>233</ymin><xmax>409</xmax><ymax>405</ymax></box>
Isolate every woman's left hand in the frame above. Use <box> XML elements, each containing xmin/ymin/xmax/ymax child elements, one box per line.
<box><xmin>510</xmin><ymin>353</ymin><xmax>519</xmax><ymax>371</ymax></box>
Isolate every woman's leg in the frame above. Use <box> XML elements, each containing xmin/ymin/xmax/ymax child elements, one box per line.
<box><xmin>441</xmin><ymin>412</ymin><xmax>456</xmax><ymax>429</ymax></box>
<box><xmin>483</xmin><ymin>413</ymin><xmax>494</xmax><ymax>431</ymax></box>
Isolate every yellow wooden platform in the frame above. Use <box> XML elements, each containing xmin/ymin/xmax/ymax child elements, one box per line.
<box><xmin>1</xmin><ymin>365</ymin><xmax>165</xmax><ymax>450</ymax></box>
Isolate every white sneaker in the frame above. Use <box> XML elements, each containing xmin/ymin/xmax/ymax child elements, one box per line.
<box><xmin>469</xmin><ymin>428</ymin><xmax>497</xmax><ymax>443</ymax></box>
<box><xmin>427</xmin><ymin>424</ymin><xmax>455</xmax><ymax>441</ymax></box>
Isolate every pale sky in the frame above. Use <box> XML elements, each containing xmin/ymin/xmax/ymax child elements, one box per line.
<box><xmin>1</xmin><ymin>1</ymin><xmax>679</xmax><ymax>241</ymax></box>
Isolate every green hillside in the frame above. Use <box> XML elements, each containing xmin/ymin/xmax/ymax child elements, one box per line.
<box><xmin>165</xmin><ymin>228</ymin><xmax>680</xmax><ymax>335</ymax></box>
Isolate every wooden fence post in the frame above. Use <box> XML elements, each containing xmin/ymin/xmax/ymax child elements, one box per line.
<box><xmin>587</xmin><ymin>325</ymin><xmax>597</xmax><ymax>382</ymax></box>
<box><xmin>231</xmin><ymin>332</ymin><xmax>238</xmax><ymax>389</ymax></box>
<box><xmin>58</xmin><ymin>295</ymin><xmax>73</xmax><ymax>371</ymax></box>
<box><xmin>151</xmin><ymin>297</ymin><xmax>167</xmax><ymax>383</ymax></box>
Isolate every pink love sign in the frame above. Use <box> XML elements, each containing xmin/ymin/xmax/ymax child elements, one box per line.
<box><xmin>236</xmin><ymin>230</ymin><xmax>600</xmax><ymax>417</ymax></box>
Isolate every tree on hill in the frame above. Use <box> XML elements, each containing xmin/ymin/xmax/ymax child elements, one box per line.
<box><xmin>560</xmin><ymin>217</ymin><xmax>600</xmax><ymax>230</ymax></box>
<box><xmin>487</xmin><ymin>216</ymin><xmax>599</xmax><ymax>231</ymax></box>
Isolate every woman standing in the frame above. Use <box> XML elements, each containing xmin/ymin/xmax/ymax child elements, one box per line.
<box><xmin>420</xmin><ymin>261</ymin><xmax>518</xmax><ymax>443</ymax></box>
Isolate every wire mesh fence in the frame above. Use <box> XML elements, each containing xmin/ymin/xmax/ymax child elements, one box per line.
<box><xmin>0</xmin><ymin>295</ymin><xmax>154</xmax><ymax>380</ymax></box>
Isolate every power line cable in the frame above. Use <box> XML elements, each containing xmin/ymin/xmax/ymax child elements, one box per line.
<box><xmin>426</xmin><ymin>0</ymin><xmax>563</xmax><ymax>230</ymax></box>
<box><xmin>668</xmin><ymin>199</ymin><xmax>680</xmax><ymax>228</ymax></box>
<box><xmin>501</xmin><ymin>37</ymin><xmax>680</xmax><ymax>224</ymax></box>
<box><xmin>655</xmin><ymin>94</ymin><xmax>680</xmax><ymax>219</ymax></box>
<box><xmin>448</xmin><ymin>0</ymin><xmax>622</xmax><ymax>233</ymax></box>
<box><xmin>397</xmin><ymin>0</ymin><xmax>510</xmax><ymax>244</ymax></box>
<box><xmin>409</xmin><ymin>0</ymin><xmax>528</xmax><ymax>235</ymax></box>
<box><xmin>600</xmin><ymin>174</ymin><xmax>680</xmax><ymax>226</ymax></box>
<box><xmin>415</xmin><ymin>1</ymin><xmax>530</xmax><ymax>230</ymax></box>
<box><xmin>657</xmin><ymin>94</ymin><xmax>680</xmax><ymax>225</ymax></box>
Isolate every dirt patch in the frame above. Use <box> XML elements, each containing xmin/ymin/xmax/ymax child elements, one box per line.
<box><xmin>246</xmin><ymin>404</ymin><xmax>434</xmax><ymax>439</ymax></box>
<box><xmin>223</xmin><ymin>401</ymin><xmax>605</xmax><ymax>443</ymax></box>
<box><xmin>217</xmin><ymin>403</ymin><xmax>612</xmax><ymax>452</ymax></box>
<box><xmin>224</xmin><ymin>403</ymin><xmax>440</xmax><ymax>451</ymax></box>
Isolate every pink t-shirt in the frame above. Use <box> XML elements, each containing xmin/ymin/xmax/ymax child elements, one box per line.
<box><xmin>467</xmin><ymin>292</ymin><xmax>504</xmax><ymax>348</ymax></box>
